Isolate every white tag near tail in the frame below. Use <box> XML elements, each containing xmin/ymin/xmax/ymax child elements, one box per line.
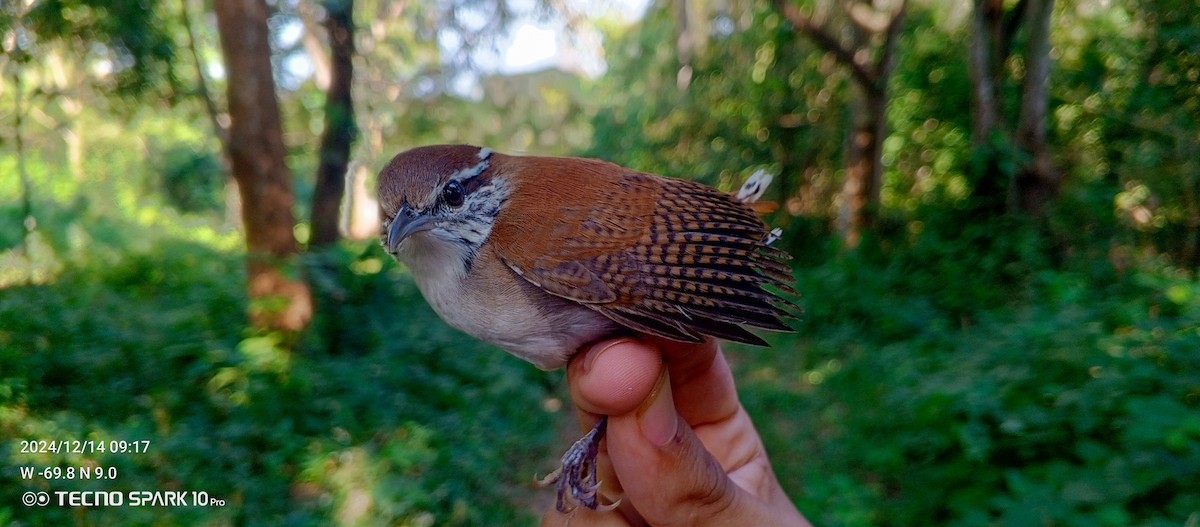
<box><xmin>766</xmin><ymin>228</ymin><xmax>783</xmax><ymax>246</ymax></box>
<box><xmin>736</xmin><ymin>169</ymin><xmax>774</xmax><ymax>203</ymax></box>
<box><xmin>736</xmin><ymin>169</ymin><xmax>783</xmax><ymax>246</ymax></box>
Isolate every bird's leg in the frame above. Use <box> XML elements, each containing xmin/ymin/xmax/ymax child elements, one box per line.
<box><xmin>537</xmin><ymin>415</ymin><xmax>619</xmax><ymax>512</ymax></box>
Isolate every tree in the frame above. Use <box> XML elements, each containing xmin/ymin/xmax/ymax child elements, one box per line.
<box><xmin>213</xmin><ymin>0</ymin><xmax>312</xmax><ymax>331</ymax></box>
<box><xmin>772</xmin><ymin>0</ymin><xmax>907</xmax><ymax>247</ymax></box>
<box><xmin>968</xmin><ymin>0</ymin><xmax>1058</xmax><ymax>215</ymax></box>
<box><xmin>308</xmin><ymin>0</ymin><xmax>358</xmax><ymax>248</ymax></box>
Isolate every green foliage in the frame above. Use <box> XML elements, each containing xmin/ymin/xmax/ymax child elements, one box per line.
<box><xmin>585</xmin><ymin>1</ymin><xmax>847</xmax><ymax>207</ymax></box>
<box><xmin>0</xmin><ymin>216</ymin><xmax>558</xmax><ymax>525</ymax></box>
<box><xmin>740</xmin><ymin>248</ymin><xmax>1200</xmax><ymax>527</ymax></box>
<box><xmin>0</xmin><ymin>109</ymin><xmax>556</xmax><ymax>523</ymax></box>
<box><xmin>24</xmin><ymin>0</ymin><xmax>181</xmax><ymax>98</ymax></box>
<box><xmin>154</xmin><ymin>145</ymin><xmax>225</xmax><ymax>213</ymax></box>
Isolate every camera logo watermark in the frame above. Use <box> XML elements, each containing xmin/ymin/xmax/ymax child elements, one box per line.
<box><xmin>21</xmin><ymin>492</ymin><xmax>50</xmax><ymax>507</ymax></box>
<box><xmin>22</xmin><ymin>490</ymin><xmax>226</xmax><ymax>507</ymax></box>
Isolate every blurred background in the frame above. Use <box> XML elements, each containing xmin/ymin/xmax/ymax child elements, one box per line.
<box><xmin>1</xmin><ymin>0</ymin><xmax>1198</xmax><ymax>525</ymax></box>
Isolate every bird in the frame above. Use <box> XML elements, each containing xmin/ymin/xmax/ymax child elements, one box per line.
<box><xmin>377</xmin><ymin>144</ymin><xmax>797</xmax><ymax>512</ymax></box>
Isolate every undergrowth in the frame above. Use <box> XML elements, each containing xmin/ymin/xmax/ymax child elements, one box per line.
<box><xmin>0</xmin><ymin>210</ymin><xmax>559</xmax><ymax>526</ymax></box>
<box><xmin>736</xmin><ymin>220</ymin><xmax>1200</xmax><ymax>527</ymax></box>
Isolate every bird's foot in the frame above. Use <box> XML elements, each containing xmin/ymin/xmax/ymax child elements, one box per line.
<box><xmin>536</xmin><ymin>416</ymin><xmax>620</xmax><ymax>513</ymax></box>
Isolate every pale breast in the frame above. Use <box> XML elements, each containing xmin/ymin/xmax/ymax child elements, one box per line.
<box><xmin>403</xmin><ymin>236</ymin><xmax>618</xmax><ymax>370</ymax></box>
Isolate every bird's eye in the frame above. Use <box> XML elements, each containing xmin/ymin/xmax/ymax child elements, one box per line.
<box><xmin>442</xmin><ymin>181</ymin><xmax>465</xmax><ymax>208</ymax></box>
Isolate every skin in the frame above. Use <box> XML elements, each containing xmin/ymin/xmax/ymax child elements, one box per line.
<box><xmin>541</xmin><ymin>337</ymin><xmax>812</xmax><ymax>527</ymax></box>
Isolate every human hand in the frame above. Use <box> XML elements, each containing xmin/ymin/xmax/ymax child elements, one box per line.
<box><xmin>541</xmin><ymin>337</ymin><xmax>811</xmax><ymax>527</ymax></box>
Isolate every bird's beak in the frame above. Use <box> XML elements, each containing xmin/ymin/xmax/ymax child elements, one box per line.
<box><xmin>385</xmin><ymin>205</ymin><xmax>432</xmax><ymax>254</ymax></box>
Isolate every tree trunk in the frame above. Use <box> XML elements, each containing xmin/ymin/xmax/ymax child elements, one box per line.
<box><xmin>180</xmin><ymin>0</ymin><xmax>241</xmax><ymax>229</ymax></box>
<box><xmin>773</xmin><ymin>0</ymin><xmax>905</xmax><ymax>247</ymax></box>
<box><xmin>344</xmin><ymin>164</ymin><xmax>380</xmax><ymax>240</ymax></box>
<box><xmin>1014</xmin><ymin>0</ymin><xmax>1057</xmax><ymax>215</ymax></box>
<box><xmin>214</xmin><ymin>0</ymin><xmax>312</xmax><ymax>331</ymax></box>
<box><xmin>298</xmin><ymin>1</ymin><xmax>333</xmax><ymax>91</ymax></box>
<box><xmin>838</xmin><ymin>86</ymin><xmax>880</xmax><ymax>246</ymax></box>
<box><xmin>309</xmin><ymin>0</ymin><xmax>358</xmax><ymax>248</ymax></box>
<box><xmin>14</xmin><ymin>67</ymin><xmax>35</xmax><ymax>282</ymax></box>
<box><xmin>967</xmin><ymin>0</ymin><xmax>1056</xmax><ymax>215</ymax></box>
<box><xmin>968</xmin><ymin>0</ymin><xmax>1000</xmax><ymax>147</ymax></box>
<box><xmin>967</xmin><ymin>0</ymin><xmax>1008</xmax><ymax>212</ymax></box>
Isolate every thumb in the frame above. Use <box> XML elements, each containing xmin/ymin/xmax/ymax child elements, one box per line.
<box><xmin>606</xmin><ymin>374</ymin><xmax>754</xmax><ymax>526</ymax></box>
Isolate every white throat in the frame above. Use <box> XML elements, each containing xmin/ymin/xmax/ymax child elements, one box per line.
<box><xmin>398</xmin><ymin>233</ymin><xmax>470</xmax><ymax>284</ymax></box>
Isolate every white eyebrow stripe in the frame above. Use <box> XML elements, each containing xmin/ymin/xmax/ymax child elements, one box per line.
<box><xmin>450</xmin><ymin>149</ymin><xmax>493</xmax><ymax>183</ymax></box>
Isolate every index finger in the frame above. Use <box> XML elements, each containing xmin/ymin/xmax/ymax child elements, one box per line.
<box><xmin>646</xmin><ymin>336</ymin><xmax>742</xmax><ymax>429</ymax></box>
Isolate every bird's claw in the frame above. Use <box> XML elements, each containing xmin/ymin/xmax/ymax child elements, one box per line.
<box><xmin>536</xmin><ymin>416</ymin><xmax>619</xmax><ymax>513</ymax></box>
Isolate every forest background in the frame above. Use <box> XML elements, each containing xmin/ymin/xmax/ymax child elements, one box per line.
<box><xmin>1</xmin><ymin>0</ymin><xmax>1197</xmax><ymax>525</ymax></box>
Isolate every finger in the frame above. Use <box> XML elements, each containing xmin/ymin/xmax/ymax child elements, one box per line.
<box><xmin>570</xmin><ymin>338</ymin><xmax>746</xmax><ymax>479</ymax></box>
<box><xmin>647</xmin><ymin>336</ymin><xmax>741</xmax><ymax>428</ymax></box>
<box><xmin>567</xmin><ymin>338</ymin><xmax>665</xmax><ymax>418</ymax></box>
<box><xmin>562</xmin><ymin>338</ymin><xmax>663</xmax><ymax>518</ymax></box>
<box><xmin>606</xmin><ymin>376</ymin><xmax>786</xmax><ymax>526</ymax></box>
<box><xmin>540</xmin><ymin>505</ymin><xmax>634</xmax><ymax>527</ymax></box>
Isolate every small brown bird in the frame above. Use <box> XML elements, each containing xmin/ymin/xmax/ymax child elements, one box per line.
<box><xmin>377</xmin><ymin>144</ymin><xmax>796</xmax><ymax>512</ymax></box>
